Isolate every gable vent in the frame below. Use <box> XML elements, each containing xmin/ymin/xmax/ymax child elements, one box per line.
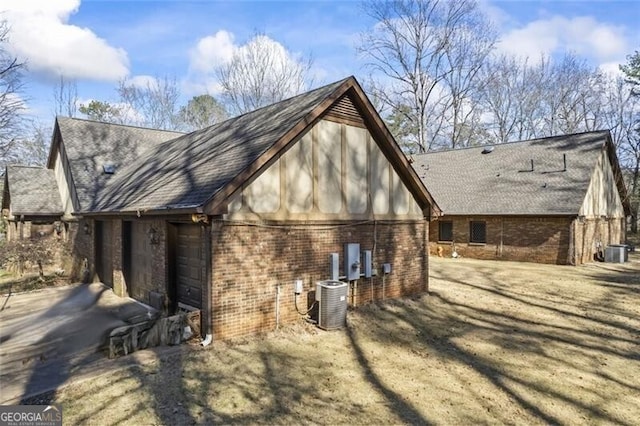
<box><xmin>324</xmin><ymin>93</ymin><xmax>365</xmax><ymax>127</ymax></box>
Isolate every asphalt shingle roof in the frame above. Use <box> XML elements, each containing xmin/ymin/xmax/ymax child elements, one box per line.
<box><xmin>55</xmin><ymin>117</ymin><xmax>184</xmax><ymax>211</ymax></box>
<box><xmin>412</xmin><ymin>131</ymin><xmax>611</xmax><ymax>216</ymax></box>
<box><xmin>91</xmin><ymin>77</ymin><xmax>351</xmax><ymax>213</ymax></box>
<box><xmin>5</xmin><ymin>166</ymin><xmax>63</xmax><ymax>216</ymax></box>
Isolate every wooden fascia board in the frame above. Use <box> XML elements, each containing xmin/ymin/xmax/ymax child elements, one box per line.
<box><xmin>203</xmin><ymin>79</ymin><xmax>354</xmax><ymax>215</ymax></box>
<box><xmin>46</xmin><ymin>120</ymin><xmax>62</xmax><ymax>169</ymax></box>
<box><xmin>347</xmin><ymin>81</ymin><xmax>442</xmax><ymax>218</ymax></box>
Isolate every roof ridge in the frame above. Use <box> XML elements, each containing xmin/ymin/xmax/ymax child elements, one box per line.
<box><xmin>7</xmin><ymin>164</ymin><xmax>49</xmax><ymax>170</ymax></box>
<box><xmin>414</xmin><ymin>129</ymin><xmax>611</xmax><ymax>156</ymax></box>
<box><xmin>56</xmin><ymin>115</ymin><xmax>186</xmax><ymax>134</ymax></box>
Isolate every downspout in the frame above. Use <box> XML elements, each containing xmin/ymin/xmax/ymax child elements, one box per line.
<box><xmin>201</xmin><ymin>221</ymin><xmax>213</xmax><ymax>347</ymax></box>
<box><xmin>500</xmin><ymin>218</ymin><xmax>504</xmax><ymax>258</ymax></box>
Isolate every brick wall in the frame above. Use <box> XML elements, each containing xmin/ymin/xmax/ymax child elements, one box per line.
<box><xmin>66</xmin><ymin>219</ymin><xmax>94</xmax><ymax>281</ymax></box>
<box><xmin>429</xmin><ymin>215</ymin><xmax>573</xmax><ymax>264</ymax></box>
<box><xmin>111</xmin><ymin>219</ymin><xmax>125</xmax><ymax>297</ymax></box>
<box><xmin>210</xmin><ymin>219</ymin><xmax>428</xmax><ymax>340</ymax></box>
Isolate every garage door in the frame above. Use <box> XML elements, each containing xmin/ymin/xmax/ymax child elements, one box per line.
<box><xmin>176</xmin><ymin>225</ymin><xmax>204</xmax><ymax>309</ymax></box>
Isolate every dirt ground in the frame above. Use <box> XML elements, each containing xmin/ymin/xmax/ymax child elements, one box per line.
<box><xmin>41</xmin><ymin>254</ymin><xmax>639</xmax><ymax>425</ymax></box>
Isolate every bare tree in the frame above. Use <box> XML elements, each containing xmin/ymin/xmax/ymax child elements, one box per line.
<box><xmin>52</xmin><ymin>76</ymin><xmax>78</xmax><ymax>117</ymax></box>
<box><xmin>536</xmin><ymin>54</ymin><xmax>603</xmax><ymax>136</ymax></box>
<box><xmin>441</xmin><ymin>11</ymin><xmax>497</xmax><ymax>148</ymax></box>
<box><xmin>217</xmin><ymin>34</ymin><xmax>313</xmax><ymax>115</ymax></box>
<box><xmin>9</xmin><ymin>122</ymin><xmax>51</xmax><ymax>166</ymax></box>
<box><xmin>478</xmin><ymin>53</ymin><xmax>606</xmax><ymax>144</ymax></box>
<box><xmin>117</xmin><ymin>75</ymin><xmax>181</xmax><ymax>130</ymax></box>
<box><xmin>358</xmin><ymin>0</ymin><xmax>493</xmax><ymax>152</ymax></box>
<box><xmin>0</xmin><ymin>20</ymin><xmax>26</xmax><ymax>165</ymax></box>
<box><xmin>618</xmin><ymin>51</ymin><xmax>640</xmax><ymax>233</ymax></box>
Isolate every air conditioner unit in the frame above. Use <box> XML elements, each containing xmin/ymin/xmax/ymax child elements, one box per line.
<box><xmin>315</xmin><ymin>280</ymin><xmax>348</xmax><ymax>330</ymax></box>
<box><xmin>605</xmin><ymin>245</ymin><xmax>628</xmax><ymax>263</ymax></box>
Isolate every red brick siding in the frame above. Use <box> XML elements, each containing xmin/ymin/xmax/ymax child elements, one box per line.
<box><xmin>429</xmin><ymin>216</ymin><xmax>573</xmax><ymax>264</ymax></box>
<box><xmin>66</xmin><ymin>219</ymin><xmax>93</xmax><ymax>281</ymax></box>
<box><xmin>210</xmin><ymin>220</ymin><xmax>428</xmax><ymax>340</ymax></box>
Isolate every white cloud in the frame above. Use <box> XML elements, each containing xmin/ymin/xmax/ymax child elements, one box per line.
<box><xmin>477</xmin><ymin>0</ymin><xmax>512</xmax><ymax>29</ymax></box>
<box><xmin>2</xmin><ymin>0</ymin><xmax>129</xmax><ymax>81</ymax></box>
<box><xmin>125</xmin><ymin>75</ymin><xmax>158</xmax><ymax>89</ymax></box>
<box><xmin>598</xmin><ymin>62</ymin><xmax>624</xmax><ymax>77</ymax></box>
<box><xmin>188</xmin><ymin>30</ymin><xmax>235</xmax><ymax>74</ymax></box>
<box><xmin>497</xmin><ymin>15</ymin><xmax>628</xmax><ymax>64</ymax></box>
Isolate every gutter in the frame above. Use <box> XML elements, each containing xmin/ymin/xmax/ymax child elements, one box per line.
<box><xmin>76</xmin><ymin>205</ymin><xmax>203</xmax><ymax>217</ymax></box>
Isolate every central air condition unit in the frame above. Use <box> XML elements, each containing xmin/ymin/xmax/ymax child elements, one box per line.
<box><xmin>605</xmin><ymin>244</ymin><xmax>628</xmax><ymax>263</ymax></box>
<box><xmin>315</xmin><ymin>280</ymin><xmax>348</xmax><ymax>330</ymax></box>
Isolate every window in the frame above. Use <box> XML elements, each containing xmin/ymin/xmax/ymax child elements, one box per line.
<box><xmin>438</xmin><ymin>221</ymin><xmax>453</xmax><ymax>242</ymax></box>
<box><xmin>469</xmin><ymin>221</ymin><xmax>486</xmax><ymax>244</ymax></box>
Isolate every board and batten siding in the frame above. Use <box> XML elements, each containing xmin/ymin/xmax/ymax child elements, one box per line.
<box><xmin>226</xmin><ymin>119</ymin><xmax>422</xmax><ymax>221</ymax></box>
<box><xmin>52</xmin><ymin>145</ymin><xmax>75</xmax><ymax>218</ymax></box>
<box><xmin>579</xmin><ymin>149</ymin><xmax>625</xmax><ymax>219</ymax></box>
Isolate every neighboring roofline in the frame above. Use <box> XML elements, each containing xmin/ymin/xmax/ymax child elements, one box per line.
<box><xmin>53</xmin><ymin>115</ymin><xmax>186</xmax><ymax>134</ymax></box>
<box><xmin>2</xmin><ymin>165</ymin><xmax>64</xmax><ymax>216</ymax></box>
<box><xmin>202</xmin><ymin>76</ymin><xmax>441</xmax><ymax>218</ymax></box>
<box><xmin>414</xmin><ymin>129</ymin><xmax>629</xmax><ymax>218</ymax></box>
<box><xmin>46</xmin><ymin>116</ymin><xmax>185</xmax><ymax>168</ymax></box>
<box><xmin>412</xmin><ymin>129</ymin><xmax>611</xmax><ymax>158</ymax></box>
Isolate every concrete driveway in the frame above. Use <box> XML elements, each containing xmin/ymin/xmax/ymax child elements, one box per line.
<box><xmin>0</xmin><ymin>283</ymin><xmax>156</xmax><ymax>403</ymax></box>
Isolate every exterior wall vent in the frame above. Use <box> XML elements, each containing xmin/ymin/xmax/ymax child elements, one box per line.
<box><xmin>315</xmin><ymin>280</ymin><xmax>348</xmax><ymax>330</ymax></box>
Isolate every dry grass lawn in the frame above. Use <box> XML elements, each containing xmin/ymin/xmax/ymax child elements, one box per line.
<box><xmin>49</xmin><ymin>254</ymin><xmax>639</xmax><ymax>425</ymax></box>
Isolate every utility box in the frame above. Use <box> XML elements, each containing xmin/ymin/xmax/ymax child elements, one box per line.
<box><xmin>363</xmin><ymin>250</ymin><xmax>372</xmax><ymax>278</ymax></box>
<box><xmin>329</xmin><ymin>253</ymin><xmax>339</xmax><ymax>281</ymax></box>
<box><xmin>344</xmin><ymin>243</ymin><xmax>360</xmax><ymax>280</ymax></box>
<box><xmin>605</xmin><ymin>245</ymin><xmax>628</xmax><ymax>263</ymax></box>
<box><xmin>315</xmin><ymin>280</ymin><xmax>348</xmax><ymax>330</ymax></box>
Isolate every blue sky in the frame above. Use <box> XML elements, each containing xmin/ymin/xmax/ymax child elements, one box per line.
<box><xmin>3</xmin><ymin>0</ymin><xmax>639</xmax><ymax>126</ymax></box>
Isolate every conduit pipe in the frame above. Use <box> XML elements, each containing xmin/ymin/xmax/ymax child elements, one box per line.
<box><xmin>201</xmin><ymin>334</ymin><xmax>213</xmax><ymax>347</ymax></box>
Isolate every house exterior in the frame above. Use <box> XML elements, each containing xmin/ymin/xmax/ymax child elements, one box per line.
<box><xmin>21</xmin><ymin>76</ymin><xmax>438</xmax><ymax>340</ymax></box>
<box><xmin>1</xmin><ymin>166</ymin><xmax>64</xmax><ymax>241</ymax></box>
<box><xmin>413</xmin><ymin>131</ymin><xmax>630</xmax><ymax>265</ymax></box>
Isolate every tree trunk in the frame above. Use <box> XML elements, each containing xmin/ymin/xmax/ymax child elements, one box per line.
<box><xmin>632</xmin><ymin>156</ymin><xmax>639</xmax><ymax>233</ymax></box>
